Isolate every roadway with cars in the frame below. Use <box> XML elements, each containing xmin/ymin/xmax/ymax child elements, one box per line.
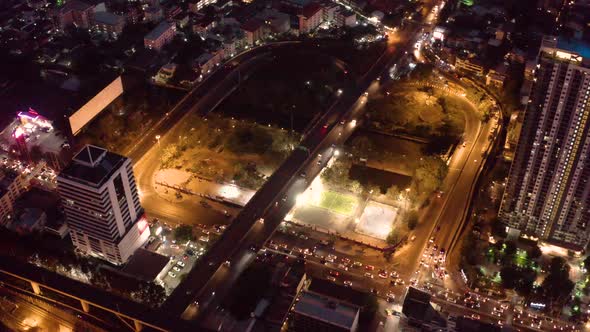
<box><xmin>160</xmin><ymin>26</ymin><xmax>421</xmax><ymax>328</ymax></box>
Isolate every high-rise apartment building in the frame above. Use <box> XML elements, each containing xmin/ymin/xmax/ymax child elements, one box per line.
<box><xmin>57</xmin><ymin>145</ymin><xmax>149</xmax><ymax>264</ymax></box>
<box><xmin>499</xmin><ymin>36</ymin><xmax>590</xmax><ymax>250</ymax></box>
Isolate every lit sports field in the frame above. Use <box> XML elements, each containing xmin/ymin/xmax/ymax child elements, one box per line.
<box><xmin>316</xmin><ymin>191</ymin><xmax>358</xmax><ymax>216</ymax></box>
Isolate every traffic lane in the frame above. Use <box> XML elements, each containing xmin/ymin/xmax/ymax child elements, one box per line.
<box><xmin>189</xmin><ymin>183</ymin><xmax>309</xmax><ymax>321</ymax></box>
<box><xmin>435</xmin><ymin>118</ymin><xmax>493</xmax><ymax>253</ymax></box>
<box><xmin>174</xmin><ymin>29</ymin><xmax>420</xmax><ymax>319</ymax></box>
<box><xmin>192</xmin><ymin>119</ymin><xmax>361</xmax><ymax>319</ymax></box>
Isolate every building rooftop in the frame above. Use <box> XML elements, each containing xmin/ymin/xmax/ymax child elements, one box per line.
<box><xmin>59</xmin><ymin>0</ymin><xmax>94</xmax><ymax>13</ymax></box>
<box><xmin>59</xmin><ymin>145</ymin><xmax>127</xmax><ymax>188</ymax></box>
<box><xmin>292</xmin><ymin>291</ymin><xmax>359</xmax><ymax>329</ymax></box>
<box><xmin>145</xmin><ymin>21</ymin><xmax>174</xmax><ymax>41</ymax></box>
<box><xmin>121</xmin><ymin>249</ymin><xmax>169</xmax><ymax>281</ymax></box>
<box><xmin>307</xmin><ymin>278</ymin><xmax>366</xmax><ymax>307</ymax></box>
<box><xmin>301</xmin><ymin>3</ymin><xmax>322</xmax><ymax>18</ymax></box>
<box><xmin>94</xmin><ymin>11</ymin><xmax>124</xmax><ymax>26</ymax></box>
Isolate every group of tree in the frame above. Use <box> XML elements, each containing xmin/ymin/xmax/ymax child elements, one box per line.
<box><xmin>173</xmin><ymin>225</ymin><xmax>194</xmax><ymax>243</ymax></box>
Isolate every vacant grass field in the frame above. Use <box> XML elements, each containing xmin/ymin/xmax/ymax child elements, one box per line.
<box><xmin>316</xmin><ymin>191</ymin><xmax>358</xmax><ymax>216</ymax></box>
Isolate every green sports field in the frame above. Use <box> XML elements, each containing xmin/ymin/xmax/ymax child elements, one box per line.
<box><xmin>316</xmin><ymin>191</ymin><xmax>358</xmax><ymax>216</ymax></box>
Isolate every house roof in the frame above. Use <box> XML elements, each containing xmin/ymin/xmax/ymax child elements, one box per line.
<box><xmin>292</xmin><ymin>291</ymin><xmax>359</xmax><ymax>329</ymax></box>
<box><xmin>241</xmin><ymin>18</ymin><xmax>263</xmax><ymax>32</ymax></box>
<box><xmin>308</xmin><ymin>278</ymin><xmax>366</xmax><ymax>308</ymax></box>
<box><xmin>301</xmin><ymin>3</ymin><xmax>322</xmax><ymax>18</ymax></box>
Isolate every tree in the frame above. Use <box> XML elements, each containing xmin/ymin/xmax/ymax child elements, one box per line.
<box><xmin>542</xmin><ymin>257</ymin><xmax>574</xmax><ymax>303</ymax></box>
<box><xmin>528</xmin><ymin>245</ymin><xmax>542</xmax><ymax>260</ymax></box>
<box><xmin>351</xmin><ymin>136</ymin><xmax>373</xmax><ymax>159</ymax></box>
<box><xmin>173</xmin><ymin>225</ymin><xmax>194</xmax><ymax>243</ymax></box>
<box><xmin>386</xmin><ymin>185</ymin><xmax>400</xmax><ymax>201</ymax></box>
<box><xmin>405</xmin><ymin>210</ymin><xmax>419</xmax><ymax>230</ymax></box>
<box><xmin>583</xmin><ymin>255</ymin><xmax>590</xmax><ymax>271</ymax></box>
<box><xmin>386</xmin><ymin>229</ymin><xmax>400</xmax><ymax>245</ymax></box>
<box><xmin>410</xmin><ymin>63</ymin><xmax>434</xmax><ymax>80</ymax></box>
<box><xmin>359</xmin><ymin>294</ymin><xmax>378</xmax><ymax>324</ymax></box>
<box><xmin>490</xmin><ymin>217</ymin><xmax>507</xmax><ymax>237</ymax></box>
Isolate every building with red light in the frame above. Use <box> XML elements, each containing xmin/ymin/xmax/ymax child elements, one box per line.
<box><xmin>57</xmin><ymin>145</ymin><xmax>148</xmax><ymax>265</ymax></box>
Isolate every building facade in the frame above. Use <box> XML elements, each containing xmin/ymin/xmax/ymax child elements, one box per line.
<box><xmin>0</xmin><ymin>170</ymin><xmax>30</xmax><ymax>224</ymax></box>
<box><xmin>144</xmin><ymin>21</ymin><xmax>176</xmax><ymax>51</ymax></box>
<box><xmin>499</xmin><ymin>36</ymin><xmax>590</xmax><ymax>250</ymax></box>
<box><xmin>57</xmin><ymin>145</ymin><xmax>149</xmax><ymax>264</ymax></box>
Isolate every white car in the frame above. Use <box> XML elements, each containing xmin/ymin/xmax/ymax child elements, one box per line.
<box><xmin>168</xmin><ymin>271</ymin><xmax>177</xmax><ymax>278</ymax></box>
<box><xmin>173</xmin><ymin>266</ymin><xmax>182</xmax><ymax>272</ymax></box>
<box><xmin>176</xmin><ymin>261</ymin><xmax>186</xmax><ymax>267</ymax></box>
<box><xmin>343</xmin><ymin>280</ymin><xmax>352</xmax><ymax>287</ymax></box>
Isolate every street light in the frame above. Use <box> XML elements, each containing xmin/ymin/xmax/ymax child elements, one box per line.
<box><xmin>155</xmin><ymin>135</ymin><xmax>161</xmax><ymax>148</ymax></box>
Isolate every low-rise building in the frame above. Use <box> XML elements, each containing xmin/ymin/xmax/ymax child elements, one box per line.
<box><xmin>155</xmin><ymin>63</ymin><xmax>177</xmax><ymax>84</ymax></box>
<box><xmin>93</xmin><ymin>11</ymin><xmax>126</xmax><ymax>35</ymax></box>
<box><xmin>455</xmin><ymin>56</ymin><xmax>484</xmax><ymax>76</ymax></box>
<box><xmin>298</xmin><ymin>3</ymin><xmax>323</xmax><ymax>34</ymax></box>
<box><xmin>289</xmin><ymin>291</ymin><xmax>360</xmax><ymax>332</ymax></box>
<box><xmin>55</xmin><ymin>0</ymin><xmax>95</xmax><ymax>30</ymax></box>
<box><xmin>0</xmin><ymin>170</ymin><xmax>30</xmax><ymax>224</ymax></box>
<box><xmin>144</xmin><ymin>5</ymin><xmax>163</xmax><ymax>23</ymax></box>
<box><xmin>189</xmin><ymin>0</ymin><xmax>218</xmax><ymax>13</ymax></box>
<box><xmin>193</xmin><ymin>50</ymin><xmax>224</xmax><ymax>76</ymax></box>
<box><xmin>144</xmin><ymin>21</ymin><xmax>176</xmax><ymax>51</ymax></box>
<box><xmin>241</xmin><ymin>19</ymin><xmax>269</xmax><ymax>45</ymax></box>
<box><xmin>486</xmin><ymin>65</ymin><xmax>507</xmax><ymax>87</ymax></box>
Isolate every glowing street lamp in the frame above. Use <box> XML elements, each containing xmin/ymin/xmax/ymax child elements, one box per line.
<box><xmin>155</xmin><ymin>135</ymin><xmax>161</xmax><ymax>148</ymax></box>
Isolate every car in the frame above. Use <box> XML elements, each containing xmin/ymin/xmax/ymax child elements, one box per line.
<box><xmin>182</xmin><ymin>254</ymin><xmax>189</xmax><ymax>260</ymax></box>
<box><xmin>470</xmin><ymin>314</ymin><xmax>480</xmax><ymax>320</ymax></box>
<box><xmin>327</xmin><ymin>276</ymin><xmax>336</xmax><ymax>282</ymax></box>
<box><xmin>343</xmin><ymin>280</ymin><xmax>352</xmax><ymax>287</ymax></box>
<box><xmin>410</xmin><ymin>235</ymin><xmax>416</xmax><ymax>242</ymax></box>
<box><xmin>364</xmin><ymin>272</ymin><xmax>374</xmax><ymax>279</ymax></box>
<box><xmin>299</xmin><ymin>234</ymin><xmax>309</xmax><ymax>240</ymax></box>
<box><xmin>176</xmin><ymin>261</ymin><xmax>186</xmax><ymax>267</ymax></box>
<box><xmin>353</xmin><ymin>261</ymin><xmax>363</xmax><ymax>268</ymax></box>
<box><xmin>365</xmin><ymin>265</ymin><xmax>375</xmax><ymax>271</ymax></box>
<box><xmin>329</xmin><ymin>270</ymin><xmax>340</xmax><ymax>277</ymax></box>
<box><xmin>370</xmin><ymin>288</ymin><xmax>378</xmax><ymax>295</ymax></box>
<box><xmin>320</xmin><ymin>259</ymin><xmax>327</xmax><ymax>265</ymax></box>
<box><xmin>389</xmin><ymin>271</ymin><xmax>399</xmax><ymax>278</ymax></box>
<box><xmin>185</xmin><ymin>249</ymin><xmax>195</xmax><ymax>256</ymax></box>
<box><xmin>173</xmin><ymin>266</ymin><xmax>182</xmax><ymax>272</ymax></box>
<box><xmin>249</xmin><ymin>245</ymin><xmax>259</xmax><ymax>252</ymax></box>
<box><xmin>378</xmin><ymin>270</ymin><xmax>388</xmax><ymax>279</ymax></box>
<box><xmin>386</xmin><ymin>293</ymin><xmax>395</xmax><ymax>303</ymax></box>
<box><xmin>199</xmin><ymin>236</ymin><xmax>209</xmax><ymax>242</ymax></box>
<box><xmin>168</xmin><ymin>271</ymin><xmax>177</xmax><ymax>278</ymax></box>
<box><xmin>170</xmin><ymin>244</ymin><xmax>180</xmax><ymax>249</ymax></box>
<box><xmin>326</xmin><ymin>254</ymin><xmax>337</xmax><ymax>263</ymax></box>
<box><xmin>341</xmin><ymin>257</ymin><xmax>351</xmax><ymax>265</ymax></box>
<box><xmin>462</xmin><ymin>142</ymin><xmax>466</xmax><ymax>147</ymax></box>
<box><xmin>338</xmin><ymin>264</ymin><xmax>349</xmax><ymax>271</ymax></box>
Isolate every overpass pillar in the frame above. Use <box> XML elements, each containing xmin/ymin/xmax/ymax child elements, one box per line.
<box><xmin>80</xmin><ymin>300</ymin><xmax>90</xmax><ymax>313</ymax></box>
<box><xmin>133</xmin><ymin>320</ymin><xmax>143</xmax><ymax>332</ymax></box>
<box><xmin>30</xmin><ymin>281</ymin><xmax>42</xmax><ymax>295</ymax></box>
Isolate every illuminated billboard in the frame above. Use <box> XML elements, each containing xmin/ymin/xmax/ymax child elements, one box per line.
<box><xmin>69</xmin><ymin>76</ymin><xmax>124</xmax><ymax>136</ymax></box>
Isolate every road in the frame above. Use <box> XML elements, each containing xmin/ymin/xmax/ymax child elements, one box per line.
<box><xmin>159</xmin><ymin>26</ymin><xmax>421</xmax><ymax>327</ymax></box>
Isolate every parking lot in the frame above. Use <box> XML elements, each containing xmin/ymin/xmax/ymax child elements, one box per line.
<box><xmin>148</xmin><ymin>222</ymin><xmax>226</xmax><ymax>292</ymax></box>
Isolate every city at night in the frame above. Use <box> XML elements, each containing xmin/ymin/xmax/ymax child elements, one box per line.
<box><xmin>0</xmin><ymin>0</ymin><xmax>589</xmax><ymax>331</ymax></box>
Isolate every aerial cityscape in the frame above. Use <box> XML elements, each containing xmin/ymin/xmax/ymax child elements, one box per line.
<box><xmin>0</xmin><ymin>0</ymin><xmax>589</xmax><ymax>331</ymax></box>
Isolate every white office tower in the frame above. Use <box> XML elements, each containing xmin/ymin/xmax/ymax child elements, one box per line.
<box><xmin>57</xmin><ymin>145</ymin><xmax>149</xmax><ymax>264</ymax></box>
